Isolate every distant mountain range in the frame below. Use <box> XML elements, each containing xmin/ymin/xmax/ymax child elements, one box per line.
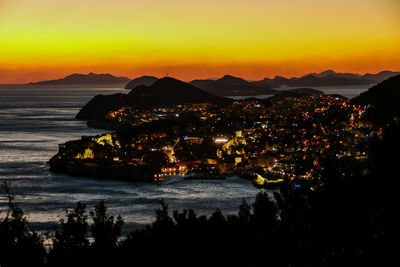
<box><xmin>29</xmin><ymin>73</ymin><xmax>131</xmax><ymax>86</ymax></box>
<box><xmin>25</xmin><ymin>70</ymin><xmax>399</xmax><ymax>96</ymax></box>
<box><xmin>253</xmin><ymin>70</ymin><xmax>400</xmax><ymax>88</ymax></box>
<box><xmin>126</xmin><ymin>70</ymin><xmax>399</xmax><ymax>96</ymax></box>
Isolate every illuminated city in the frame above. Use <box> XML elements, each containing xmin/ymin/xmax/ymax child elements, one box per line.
<box><xmin>50</xmin><ymin>94</ymin><xmax>378</xmax><ymax>189</ymax></box>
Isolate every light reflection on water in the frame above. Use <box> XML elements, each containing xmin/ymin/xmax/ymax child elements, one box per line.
<box><xmin>0</xmin><ymin>87</ymin><xmax>261</xmax><ymax>234</ymax></box>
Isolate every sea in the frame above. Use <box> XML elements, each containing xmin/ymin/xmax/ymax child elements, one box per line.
<box><xmin>0</xmin><ymin>85</ymin><xmax>369</xmax><ymax>234</ymax></box>
<box><xmin>0</xmin><ymin>86</ymin><xmax>260</xmax><ymax>234</ymax></box>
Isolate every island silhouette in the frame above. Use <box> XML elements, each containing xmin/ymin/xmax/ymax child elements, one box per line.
<box><xmin>23</xmin><ymin>70</ymin><xmax>400</xmax><ymax>93</ymax></box>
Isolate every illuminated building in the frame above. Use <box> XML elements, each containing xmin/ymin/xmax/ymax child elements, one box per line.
<box><xmin>75</xmin><ymin>148</ymin><xmax>94</xmax><ymax>159</ymax></box>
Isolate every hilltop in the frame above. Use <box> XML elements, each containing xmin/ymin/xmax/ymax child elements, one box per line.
<box><xmin>76</xmin><ymin>77</ymin><xmax>230</xmax><ymax>121</ymax></box>
<box><xmin>128</xmin><ymin>77</ymin><xmax>230</xmax><ymax>104</ymax></box>
<box><xmin>352</xmin><ymin>74</ymin><xmax>400</xmax><ymax>125</ymax></box>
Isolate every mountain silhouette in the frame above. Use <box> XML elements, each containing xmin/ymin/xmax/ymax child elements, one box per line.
<box><xmin>29</xmin><ymin>73</ymin><xmax>131</xmax><ymax>86</ymax></box>
<box><xmin>301</xmin><ymin>70</ymin><xmax>400</xmax><ymax>82</ymax></box>
<box><xmin>254</xmin><ymin>74</ymin><xmax>372</xmax><ymax>88</ymax></box>
<box><xmin>362</xmin><ymin>71</ymin><xmax>400</xmax><ymax>83</ymax></box>
<box><xmin>352</xmin><ymin>74</ymin><xmax>400</xmax><ymax>124</ymax></box>
<box><xmin>76</xmin><ymin>77</ymin><xmax>230</xmax><ymax>120</ymax></box>
<box><xmin>128</xmin><ymin>77</ymin><xmax>230</xmax><ymax>104</ymax></box>
<box><xmin>190</xmin><ymin>75</ymin><xmax>277</xmax><ymax>96</ymax></box>
<box><xmin>253</xmin><ymin>70</ymin><xmax>399</xmax><ymax>88</ymax></box>
<box><xmin>217</xmin><ymin>75</ymin><xmax>251</xmax><ymax>85</ymax></box>
<box><xmin>26</xmin><ymin>70</ymin><xmax>399</xmax><ymax>90</ymax></box>
<box><xmin>307</xmin><ymin>70</ymin><xmax>362</xmax><ymax>79</ymax></box>
<box><xmin>124</xmin><ymin>76</ymin><xmax>158</xmax><ymax>89</ymax></box>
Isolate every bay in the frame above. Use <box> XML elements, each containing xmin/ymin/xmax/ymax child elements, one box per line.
<box><xmin>0</xmin><ymin>87</ymin><xmax>259</xmax><ymax>234</ymax></box>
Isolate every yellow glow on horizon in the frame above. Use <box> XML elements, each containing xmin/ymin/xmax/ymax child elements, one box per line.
<box><xmin>0</xmin><ymin>0</ymin><xmax>399</xmax><ymax>83</ymax></box>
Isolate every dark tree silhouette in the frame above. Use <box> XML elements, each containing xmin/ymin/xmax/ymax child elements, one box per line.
<box><xmin>90</xmin><ymin>200</ymin><xmax>123</xmax><ymax>265</ymax></box>
<box><xmin>0</xmin><ymin>181</ymin><xmax>45</xmax><ymax>267</ymax></box>
<box><xmin>48</xmin><ymin>202</ymin><xmax>90</xmax><ymax>267</ymax></box>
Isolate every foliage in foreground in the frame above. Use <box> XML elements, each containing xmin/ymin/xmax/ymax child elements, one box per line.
<box><xmin>1</xmin><ymin>124</ymin><xmax>399</xmax><ymax>267</ymax></box>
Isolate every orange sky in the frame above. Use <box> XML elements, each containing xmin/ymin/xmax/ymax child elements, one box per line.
<box><xmin>0</xmin><ymin>0</ymin><xmax>399</xmax><ymax>83</ymax></box>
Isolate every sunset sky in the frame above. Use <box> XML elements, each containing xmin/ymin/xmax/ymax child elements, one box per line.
<box><xmin>0</xmin><ymin>0</ymin><xmax>399</xmax><ymax>83</ymax></box>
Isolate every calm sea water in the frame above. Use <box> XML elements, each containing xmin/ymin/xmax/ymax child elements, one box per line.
<box><xmin>0</xmin><ymin>87</ymin><xmax>260</xmax><ymax>234</ymax></box>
